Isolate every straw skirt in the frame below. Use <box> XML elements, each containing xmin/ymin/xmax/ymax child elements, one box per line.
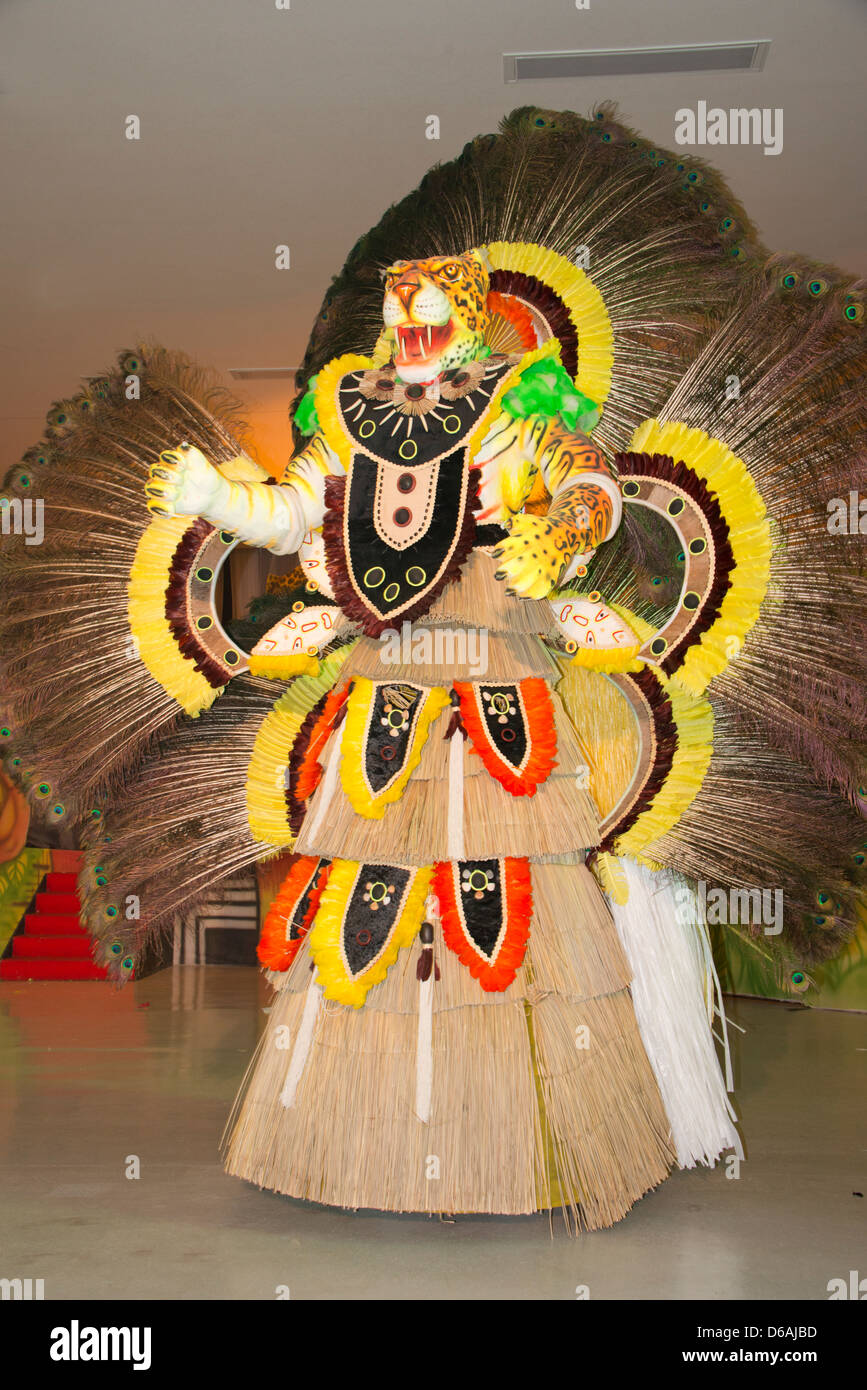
<box><xmin>223</xmin><ymin>552</ymin><xmax>677</xmax><ymax>1226</ymax></box>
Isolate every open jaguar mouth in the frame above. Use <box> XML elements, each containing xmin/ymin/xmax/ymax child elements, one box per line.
<box><xmin>393</xmin><ymin>322</ymin><xmax>454</xmax><ymax>369</ymax></box>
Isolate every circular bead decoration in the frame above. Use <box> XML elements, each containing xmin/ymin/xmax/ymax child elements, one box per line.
<box><xmin>442</xmin><ymin>415</ymin><xmax>462</xmax><ymax>434</ymax></box>
<box><xmin>622</xmin><ymin>480</ymin><xmax>640</xmax><ymax>497</ymax></box>
<box><xmin>469</xmin><ymin>869</ymin><xmax>489</xmax><ymax>892</ymax></box>
<box><xmin>383</xmin><ymin>582</ymin><xmax>400</xmax><ymax>603</ymax></box>
<box><xmin>398</xmin><ymin>439</ymin><xmax>418</xmax><ymax>460</ymax></box>
<box><xmin>683</xmin><ymin>592</ymin><xmax>701</xmax><ymax>611</ymax></box>
<box><xmin>355</xmin><ymin>929</ymin><xmax>372</xmax><ymax>946</ymax></box>
<box><xmin>393</xmin><ymin>507</ymin><xmax>411</xmax><ymax>526</ymax></box>
<box><xmin>195</xmin><ymin>567</ymin><xmax>213</xmax><ymax>582</ymax></box>
<box><xmin>363</xmin><ymin>567</ymin><xmax>385</xmax><ymax>588</ymax></box>
<box><xmin>196</xmin><ymin>616</ymin><xmax>213</xmax><ymax>630</ymax></box>
<box><xmin>406</xmin><ymin>566</ymin><xmax>426</xmax><ymax>587</ymax></box>
<box><xmin>650</xmin><ymin>637</ymin><xmax>668</xmax><ymax>656</ymax></box>
<box><xmin>368</xmin><ymin>882</ymin><xmax>388</xmax><ymax>903</ymax></box>
<box><xmin>359</xmin><ymin>419</ymin><xmax>376</xmax><ymax>438</ymax></box>
<box><xmin>397</xmin><ymin>473</ymin><xmax>416</xmax><ymax>493</ymax></box>
<box><xmin>688</xmin><ymin>537</ymin><xmax>707</xmax><ymax>555</ymax></box>
<box><xmin>667</xmin><ymin>497</ymin><xmax>685</xmax><ymax>516</ymax></box>
<box><xmin>224</xmin><ymin>650</ymin><xmax>240</xmax><ymax>665</ymax></box>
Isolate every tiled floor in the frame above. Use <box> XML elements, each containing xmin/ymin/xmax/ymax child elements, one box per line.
<box><xmin>0</xmin><ymin>967</ymin><xmax>863</xmax><ymax>1300</ymax></box>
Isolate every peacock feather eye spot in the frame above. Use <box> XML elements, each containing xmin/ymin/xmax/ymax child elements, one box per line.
<box><xmin>813</xmin><ymin>915</ymin><xmax>828</xmax><ymax>926</ymax></box>
<box><xmin>110</xmin><ymin>941</ymin><xmax>123</xmax><ymax>956</ymax></box>
<box><xmin>19</xmin><ymin>474</ymin><xmax>31</xmax><ymax>487</ymax></box>
<box><xmin>602</xmin><ymin>132</ymin><xmax>612</xmax><ymax>142</ymax></box>
<box><xmin>808</xmin><ymin>279</ymin><xmax>827</xmax><ymax>296</ymax></box>
<box><xmin>90</xmin><ymin>808</ymin><xmax>103</xmax><ymax>819</ymax></box>
<box><xmin>121</xmin><ymin>956</ymin><xmax>134</xmax><ymax>971</ymax></box>
<box><xmin>651</xmin><ymin>576</ymin><xmax>663</xmax><ymax>587</ymax></box>
<box><xmin>844</xmin><ymin>302</ymin><xmax>863</xmax><ymax>322</ymax></box>
<box><xmin>816</xmin><ymin>891</ymin><xmax>830</xmax><ymax>906</ymax></box>
<box><xmin>792</xmin><ymin>971</ymin><xmax>805</xmax><ymax>985</ymax></box>
<box><xmin>781</xmin><ymin>273</ymin><xmax>797</xmax><ymax>289</ymax></box>
<box><xmin>51</xmin><ymin>804</ymin><xmax>65</xmax><ymax>818</ymax></box>
<box><xmin>105</xmin><ymin>905</ymin><xmax>118</xmax><ymax>919</ymax></box>
<box><xmin>36</xmin><ymin>782</ymin><xmax>51</xmax><ymax>797</ymax></box>
<box><xmin>719</xmin><ymin>218</ymin><xmax>733</xmax><ymax>232</ymax></box>
<box><xmin>700</xmin><ymin>201</ymin><xmax>710</xmax><ymax>212</ymax></box>
<box><xmin>854</xmin><ymin>852</ymin><xmax>865</xmax><ymax>866</ymax></box>
<box><xmin>0</xmin><ymin>727</ymin><xmax>11</xmax><ymax>738</ymax></box>
<box><xmin>676</xmin><ymin>551</ymin><xmax>685</xmax><ymax>564</ymax></box>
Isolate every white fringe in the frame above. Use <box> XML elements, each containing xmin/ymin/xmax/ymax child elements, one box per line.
<box><xmin>447</xmin><ymin>730</ymin><xmax>465</xmax><ymax>859</ymax></box>
<box><xmin>280</xmin><ymin>969</ymin><xmax>322</xmax><ymax>1109</ymax></box>
<box><xmin>414</xmin><ymin>974</ymin><xmax>434</xmax><ymax>1123</ymax></box>
<box><xmin>610</xmin><ymin>857</ymin><xmax>744</xmax><ymax>1169</ymax></box>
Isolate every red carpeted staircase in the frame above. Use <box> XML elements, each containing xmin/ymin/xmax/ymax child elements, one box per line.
<box><xmin>0</xmin><ymin>860</ymin><xmax>107</xmax><ymax>981</ymax></box>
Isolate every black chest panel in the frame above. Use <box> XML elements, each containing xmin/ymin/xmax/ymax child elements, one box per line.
<box><xmin>336</xmin><ymin>357</ymin><xmax>516</xmax><ymax>467</ymax></box>
<box><xmin>341</xmin><ymin>450</ymin><xmax>468</xmax><ymax>625</ymax></box>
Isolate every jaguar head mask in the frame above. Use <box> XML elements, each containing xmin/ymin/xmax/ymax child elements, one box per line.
<box><xmin>380</xmin><ymin>249</ymin><xmax>491</xmax><ymax>383</ymax></box>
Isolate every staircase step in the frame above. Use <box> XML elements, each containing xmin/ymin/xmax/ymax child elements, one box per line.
<box><xmin>24</xmin><ymin>913</ymin><xmax>85</xmax><ymax>936</ymax></box>
<box><xmin>0</xmin><ymin>959</ymin><xmax>108</xmax><ymax>982</ymax></box>
<box><xmin>46</xmin><ymin>871</ymin><xmax>79</xmax><ymax>893</ymax></box>
<box><xmin>13</xmin><ymin>935</ymin><xmax>94</xmax><ymax>959</ymax></box>
<box><xmin>35</xmin><ymin>891</ymin><xmax>80</xmax><ymax>914</ymax></box>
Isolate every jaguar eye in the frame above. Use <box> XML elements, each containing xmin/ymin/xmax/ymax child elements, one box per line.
<box><xmin>441</xmin><ymin>263</ymin><xmax>461</xmax><ymax>280</ymax></box>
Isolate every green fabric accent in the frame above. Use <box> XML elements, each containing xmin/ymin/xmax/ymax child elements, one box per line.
<box><xmin>501</xmin><ymin>358</ymin><xmax>600</xmax><ymax>433</ymax></box>
<box><xmin>294</xmin><ymin>374</ymin><xmax>320</xmax><ymax>436</ymax></box>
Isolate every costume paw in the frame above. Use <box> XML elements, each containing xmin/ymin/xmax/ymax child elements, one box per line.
<box><xmin>491</xmin><ymin>514</ymin><xmax>568</xmax><ymax>600</ymax></box>
<box><xmin>145</xmin><ymin>444</ymin><xmax>220</xmax><ymax>519</ymax></box>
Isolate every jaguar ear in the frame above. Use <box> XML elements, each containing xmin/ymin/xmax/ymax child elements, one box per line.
<box><xmin>470</xmin><ymin>245</ymin><xmax>492</xmax><ymax>272</ymax></box>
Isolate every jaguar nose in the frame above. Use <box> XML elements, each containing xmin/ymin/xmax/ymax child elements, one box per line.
<box><xmin>392</xmin><ymin>277</ymin><xmax>421</xmax><ymax>313</ymax></box>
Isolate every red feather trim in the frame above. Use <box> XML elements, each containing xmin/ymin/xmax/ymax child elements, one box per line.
<box><xmin>432</xmin><ymin>858</ymin><xmax>532</xmax><ymax>992</ymax></box>
<box><xmin>293</xmin><ymin>680</ymin><xmax>351</xmax><ymax>808</ymax></box>
<box><xmin>485</xmin><ymin>291</ymin><xmax>538</xmax><ymax>353</ymax></box>
<box><xmin>453</xmin><ymin>677</ymin><xmax>558</xmax><ymax>796</ymax></box>
<box><xmin>257</xmin><ymin>856</ymin><xmax>331</xmax><ymax>971</ymax></box>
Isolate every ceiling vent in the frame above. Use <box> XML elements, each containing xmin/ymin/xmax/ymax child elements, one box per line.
<box><xmin>504</xmin><ymin>41</ymin><xmax>770</xmax><ymax>82</ymax></box>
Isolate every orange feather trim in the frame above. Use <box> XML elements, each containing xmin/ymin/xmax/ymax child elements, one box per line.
<box><xmin>432</xmin><ymin>857</ymin><xmax>533</xmax><ymax>991</ymax></box>
<box><xmin>453</xmin><ymin>677</ymin><xmax>558</xmax><ymax>796</ymax></box>
<box><xmin>485</xmin><ymin>291</ymin><xmax>538</xmax><ymax>353</ymax></box>
<box><xmin>257</xmin><ymin>855</ymin><xmax>331</xmax><ymax>971</ymax></box>
<box><xmin>294</xmin><ymin>680</ymin><xmax>351</xmax><ymax>804</ymax></box>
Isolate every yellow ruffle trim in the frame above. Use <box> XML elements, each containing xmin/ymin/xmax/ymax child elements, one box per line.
<box><xmin>568</xmin><ymin>641</ymin><xmax>644</xmax><ymax>674</ymax></box>
<box><xmin>245</xmin><ymin>644</ymin><xmax>356</xmax><ymax>846</ymax></box>
<box><xmin>309</xmin><ymin>859</ymin><xmax>433</xmax><ymax>1007</ymax></box>
<box><xmin>339</xmin><ymin>678</ymin><xmax>451</xmax><ymax>819</ymax></box>
<box><xmin>314</xmin><ymin>352</ymin><xmax>375</xmax><ymax>469</ymax></box>
<box><xmin>248</xmin><ymin>653</ymin><xmax>320</xmax><ymax>679</ymax></box>
<box><xmin>127</xmin><ymin>516</ymin><xmax>223</xmax><ymax>718</ymax></box>
<box><xmin>607</xmin><ymin>607</ymin><xmax>715</xmax><ymax>865</ymax></box>
<box><xmin>485</xmin><ymin>241</ymin><xmax>614</xmax><ymax>408</ymax></box>
<box><xmin>630</xmin><ymin>419</ymin><xmax>772</xmax><ymax>697</ymax></box>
